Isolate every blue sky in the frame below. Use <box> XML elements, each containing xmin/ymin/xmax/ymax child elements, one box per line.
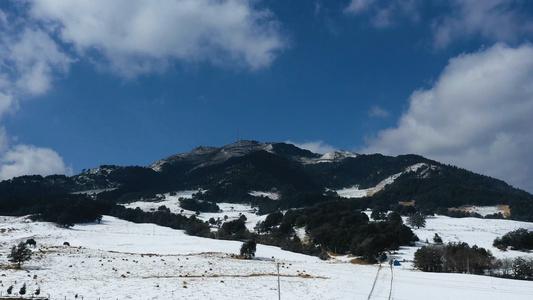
<box><xmin>1</xmin><ymin>0</ymin><xmax>533</xmax><ymax>192</ymax></box>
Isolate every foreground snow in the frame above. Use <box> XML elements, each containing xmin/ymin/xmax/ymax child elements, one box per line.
<box><xmin>1</xmin><ymin>215</ymin><xmax>533</xmax><ymax>299</ymax></box>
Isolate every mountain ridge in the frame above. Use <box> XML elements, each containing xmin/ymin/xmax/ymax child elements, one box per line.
<box><xmin>1</xmin><ymin>140</ymin><xmax>532</xmax><ymax>220</ymax></box>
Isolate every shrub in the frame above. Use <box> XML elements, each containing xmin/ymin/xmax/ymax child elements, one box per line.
<box><xmin>240</xmin><ymin>240</ymin><xmax>257</xmax><ymax>259</ymax></box>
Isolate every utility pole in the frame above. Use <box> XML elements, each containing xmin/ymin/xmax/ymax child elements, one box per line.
<box><xmin>276</xmin><ymin>262</ymin><xmax>281</xmax><ymax>300</ymax></box>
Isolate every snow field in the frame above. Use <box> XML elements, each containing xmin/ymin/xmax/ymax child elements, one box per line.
<box><xmin>1</xmin><ymin>214</ymin><xmax>533</xmax><ymax>299</ymax></box>
<box><xmin>123</xmin><ymin>193</ymin><xmax>268</xmax><ymax>231</ymax></box>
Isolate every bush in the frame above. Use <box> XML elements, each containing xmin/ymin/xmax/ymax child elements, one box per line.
<box><xmin>240</xmin><ymin>240</ymin><xmax>257</xmax><ymax>259</ymax></box>
<box><xmin>493</xmin><ymin>228</ymin><xmax>533</xmax><ymax>251</ymax></box>
<box><xmin>414</xmin><ymin>242</ymin><xmax>494</xmax><ymax>274</ymax></box>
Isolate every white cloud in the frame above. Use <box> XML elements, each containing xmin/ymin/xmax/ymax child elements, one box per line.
<box><xmin>7</xmin><ymin>28</ymin><xmax>74</xmax><ymax>95</ymax></box>
<box><xmin>29</xmin><ymin>0</ymin><xmax>287</xmax><ymax>77</ymax></box>
<box><xmin>0</xmin><ymin>143</ymin><xmax>73</xmax><ymax>180</ymax></box>
<box><xmin>363</xmin><ymin>43</ymin><xmax>533</xmax><ymax>192</ymax></box>
<box><xmin>345</xmin><ymin>0</ymin><xmax>376</xmax><ymax>13</ymax></box>
<box><xmin>432</xmin><ymin>0</ymin><xmax>533</xmax><ymax>49</ymax></box>
<box><xmin>368</xmin><ymin>105</ymin><xmax>390</xmax><ymax>118</ymax></box>
<box><xmin>0</xmin><ymin>12</ymin><xmax>73</xmax><ymax>180</ymax></box>
<box><xmin>345</xmin><ymin>0</ymin><xmax>533</xmax><ymax>48</ymax></box>
<box><xmin>287</xmin><ymin>140</ymin><xmax>338</xmax><ymax>154</ymax></box>
<box><xmin>344</xmin><ymin>0</ymin><xmax>420</xmax><ymax>28</ymax></box>
<box><xmin>0</xmin><ymin>92</ymin><xmax>16</xmax><ymax>119</ymax></box>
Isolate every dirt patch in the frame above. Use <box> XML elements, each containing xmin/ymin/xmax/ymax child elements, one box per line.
<box><xmin>349</xmin><ymin>258</ymin><xmax>372</xmax><ymax>265</ymax></box>
<box><xmin>142</xmin><ymin>273</ymin><xmax>327</xmax><ymax>279</ymax></box>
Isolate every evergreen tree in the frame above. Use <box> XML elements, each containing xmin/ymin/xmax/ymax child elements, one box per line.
<box><xmin>407</xmin><ymin>213</ymin><xmax>426</xmax><ymax>229</ymax></box>
<box><xmin>240</xmin><ymin>240</ymin><xmax>257</xmax><ymax>259</ymax></box>
<box><xmin>8</xmin><ymin>242</ymin><xmax>32</xmax><ymax>267</ymax></box>
<box><xmin>7</xmin><ymin>285</ymin><xmax>13</xmax><ymax>295</ymax></box>
<box><xmin>433</xmin><ymin>233</ymin><xmax>443</xmax><ymax>244</ymax></box>
<box><xmin>19</xmin><ymin>283</ymin><xmax>26</xmax><ymax>295</ymax></box>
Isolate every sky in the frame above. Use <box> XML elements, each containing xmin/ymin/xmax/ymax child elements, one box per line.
<box><xmin>0</xmin><ymin>0</ymin><xmax>533</xmax><ymax>193</ymax></box>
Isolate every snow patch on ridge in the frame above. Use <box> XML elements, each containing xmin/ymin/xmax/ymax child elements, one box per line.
<box><xmin>334</xmin><ymin>163</ymin><xmax>435</xmax><ymax>198</ymax></box>
<box><xmin>249</xmin><ymin>191</ymin><xmax>280</xmax><ymax>200</ymax></box>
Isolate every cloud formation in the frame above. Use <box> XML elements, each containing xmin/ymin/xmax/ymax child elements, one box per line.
<box><xmin>345</xmin><ymin>0</ymin><xmax>533</xmax><ymax>48</ymax></box>
<box><xmin>29</xmin><ymin>0</ymin><xmax>287</xmax><ymax>77</ymax></box>
<box><xmin>368</xmin><ymin>105</ymin><xmax>390</xmax><ymax>118</ymax></box>
<box><xmin>0</xmin><ymin>10</ymin><xmax>75</xmax><ymax>180</ymax></box>
<box><xmin>432</xmin><ymin>0</ymin><xmax>533</xmax><ymax>49</ymax></box>
<box><xmin>0</xmin><ymin>0</ymin><xmax>286</xmax><ymax>181</ymax></box>
<box><xmin>0</xmin><ymin>144</ymin><xmax>73</xmax><ymax>181</ymax></box>
<box><xmin>363</xmin><ymin>43</ymin><xmax>533</xmax><ymax>192</ymax></box>
<box><xmin>287</xmin><ymin>140</ymin><xmax>338</xmax><ymax>154</ymax></box>
<box><xmin>344</xmin><ymin>0</ymin><xmax>420</xmax><ymax>28</ymax></box>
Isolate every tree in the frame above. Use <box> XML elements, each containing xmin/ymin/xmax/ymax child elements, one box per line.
<box><xmin>371</xmin><ymin>206</ymin><xmax>386</xmax><ymax>220</ymax></box>
<box><xmin>433</xmin><ymin>233</ymin><xmax>443</xmax><ymax>244</ymax></box>
<box><xmin>407</xmin><ymin>213</ymin><xmax>426</xmax><ymax>229</ymax></box>
<box><xmin>8</xmin><ymin>242</ymin><xmax>32</xmax><ymax>268</ymax></box>
<box><xmin>387</xmin><ymin>211</ymin><xmax>403</xmax><ymax>225</ymax></box>
<box><xmin>19</xmin><ymin>283</ymin><xmax>26</xmax><ymax>296</ymax></box>
<box><xmin>7</xmin><ymin>285</ymin><xmax>13</xmax><ymax>295</ymax></box>
<box><xmin>414</xmin><ymin>245</ymin><xmax>444</xmax><ymax>272</ymax></box>
<box><xmin>240</xmin><ymin>240</ymin><xmax>257</xmax><ymax>259</ymax></box>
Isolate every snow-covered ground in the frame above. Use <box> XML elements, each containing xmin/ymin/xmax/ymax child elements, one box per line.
<box><xmin>449</xmin><ymin>205</ymin><xmax>510</xmax><ymax>217</ymax></box>
<box><xmin>123</xmin><ymin>192</ymin><xmax>267</xmax><ymax>231</ymax></box>
<box><xmin>1</xmin><ymin>215</ymin><xmax>533</xmax><ymax>299</ymax></box>
<box><xmin>334</xmin><ymin>163</ymin><xmax>434</xmax><ymax>198</ymax></box>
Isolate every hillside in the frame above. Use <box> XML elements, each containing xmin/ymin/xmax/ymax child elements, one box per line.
<box><xmin>1</xmin><ymin>140</ymin><xmax>532</xmax><ymax>220</ymax></box>
<box><xmin>1</xmin><ymin>214</ymin><xmax>533</xmax><ymax>299</ymax></box>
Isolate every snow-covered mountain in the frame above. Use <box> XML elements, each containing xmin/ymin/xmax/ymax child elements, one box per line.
<box><xmin>1</xmin><ymin>140</ymin><xmax>532</xmax><ymax>220</ymax></box>
<box><xmin>149</xmin><ymin>140</ymin><xmax>360</xmax><ymax>172</ymax></box>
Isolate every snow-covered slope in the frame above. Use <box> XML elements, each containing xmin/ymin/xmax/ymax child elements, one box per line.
<box><xmin>2</xmin><ymin>215</ymin><xmax>533</xmax><ymax>299</ymax></box>
<box><xmin>149</xmin><ymin>140</ymin><xmax>274</xmax><ymax>171</ymax></box>
<box><xmin>335</xmin><ymin>163</ymin><xmax>437</xmax><ymax>198</ymax></box>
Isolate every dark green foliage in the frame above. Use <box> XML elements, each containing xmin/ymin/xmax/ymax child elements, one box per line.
<box><xmin>108</xmin><ymin>205</ymin><xmax>210</xmax><ymax>237</ymax></box>
<box><xmin>509</xmin><ymin>197</ymin><xmax>533</xmax><ymax>222</ymax></box>
<box><xmin>370</xmin><ymin>165</ymin><xmax>533</xmax><ymax>219</ymax></box>
<box><xmin>219</xmin><ymin>219</ymin><xmax>250</xmax><ymax>240</ymax></box>
<box><xmin>8</xmin><ymin>242</ymin><xmax>32</xmax><ymax>267</ymax></box>
<box><xmin>493</xmin><ymin>228</ymin><xmax>533</xmax><ymax>251</ymax></box>
<box><xmin>7</xmin><ymin>285</ymin><xmax>13</xmax><ymax>295</ymax></box>
<box><xmin>271</xmin><ymin>199</ymin><xmax>418</xmax><ymax>263</ymax></box>
<box><xmin>387</xmin><ymin>211</ymin><xmax>403</xmax><ymax>225</ymax></box>
<box><xmin>414</xmin><ymin>245</ymin><xmax>444</xmax><ymax>272</ymax></box>
<box><xmin>414</xmin><ymin>242</ymin><xmax>494</xmax><ymax>274</ymax></box>
<box><xmin>433</xmin><ymin>233</ymin><xmax>443</xmax><ymax>244</ymax></box>
<box><xmin>179</xmin><ymin>198</ymin><xmax>220</xmax><ymax>213</ymax></box>
<box><xmin>407</xmin><ymin>213</ymin><xmax>426</xmax><ymax>228</ymax></box>
<box><xmin>306</xmin><ymin>154</ymin><xmax>431</xmax><ymax>190</ymax></box>
<box><xmin>257</xmin><ymin>211</ymin><xmax>284</xmax><ymax>232</ymax></box>
<box><xmin>29</xmin><ymin>197</ymin><xmax>104</xmax><ymax>227</ymax></box>
<box><xmin>26</xmin><ymin>238</ymin><xmax>36</xmax><ymax>247</ymax></box>
<box><xmin>19</xmin><ymin>283</ymin><xmax>26</xmax><ymax>295</ymax></box>
<box><xmin>240</xmin><ymin>240</ymin><xmax>257</xmax><ymax>259</ymax></box>
<box><xmin>371</xmin><ymin>206</ymin><xmax>387</xmax><ymax>220</ymax></box>
<box><xmin>512</xmin><ymin>257</ymin><xmax>533</xmax><ymax>279</ymax></box>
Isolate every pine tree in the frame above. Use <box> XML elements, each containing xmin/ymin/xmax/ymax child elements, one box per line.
<box><xmin>8</xmin><ymin>242</ymin><xmax>32</xmax><ymax>268</ymax></box>
<box><xmin>407</xmin><ymin>213</ymin><xmax>426</xmax><ymax>229</ymax></box>
<box><xmin>7</xmin><ymin>285</ymin><xmax>13</xmax><ymax>295</ymax></box>
<box><xmin>433</xmin><ymin>233</ymin><xmax>443</xmax><ymax>244</ymax></box>
<box><xmin>240</xmin><ymin>240</ymin><xmax>257</xmax><ymax>259</ymax></box>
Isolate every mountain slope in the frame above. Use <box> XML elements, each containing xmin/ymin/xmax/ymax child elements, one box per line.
<box><xmin>1</xmin><ymin>140</ymin><xmax>532</xmax><ymax>219</ymax></box>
